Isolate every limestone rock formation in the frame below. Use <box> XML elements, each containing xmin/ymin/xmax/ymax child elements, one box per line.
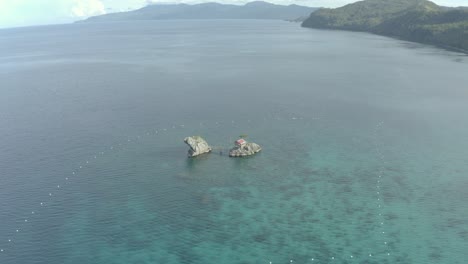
<box><xmin>229</xmin><ymin>140</ymin><xmax>262</xmax><ymax>157</ymax></box>
<box><xmin>184</xmin><ymin>136</ymin><xmax>212</xmax><ymax>157</ymax></box>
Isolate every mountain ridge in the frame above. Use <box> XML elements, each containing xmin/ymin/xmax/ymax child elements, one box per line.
<box><xmin>79</xmin><ymin>1</ymin><xmax>317</xmax><ymax>22</ymax></box>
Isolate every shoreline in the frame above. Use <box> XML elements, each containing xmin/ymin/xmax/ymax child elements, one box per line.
<box><xmin>301</xmin><ymin>25</ymin><xmax>468</xmax><ymax>56</ymax></box>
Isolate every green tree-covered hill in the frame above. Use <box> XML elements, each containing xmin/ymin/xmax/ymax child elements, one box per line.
<box><xmin>302</xmin><ymin>0</ymin><xmax>468</xmax><ymax>52</ymax></box>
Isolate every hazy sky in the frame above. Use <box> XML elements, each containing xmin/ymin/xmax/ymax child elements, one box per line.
<box><xmin>0</xmin><ymin>0</ymin><xmax>467</xmax><ymax>29</ymax></box>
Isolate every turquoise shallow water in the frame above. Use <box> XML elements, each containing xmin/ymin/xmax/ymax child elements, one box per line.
<box><xmin>0</xmin><ymin>20</ymin><xmax>467</xmax><ymax>263</ymax></box>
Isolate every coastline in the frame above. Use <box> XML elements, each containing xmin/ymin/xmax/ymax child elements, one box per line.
<box><xmin>301</xmin><ymin>25</ymin><xmax>468</xmax><ymax>55</ymax></box>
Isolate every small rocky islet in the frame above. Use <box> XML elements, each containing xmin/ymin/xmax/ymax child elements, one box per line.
<box><xmin>228</xmin><ymin>138</ymin><xmax>262</xmax><ymax>157</ymax></box>
<box><xmin>183</xmin><ymin>136</ymin><xmax>261</xmax><ymax>158</ymax></box>
<box><xmin>184</xmin><ymin>136</ymin><xmax>212</xmax><ymax>157</ymax></box>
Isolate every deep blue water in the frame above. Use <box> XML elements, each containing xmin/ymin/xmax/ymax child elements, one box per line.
<box><xmin>0</xmin><ymin>20</ymin><xmax>467</xmax><ymax>264</ymax></box>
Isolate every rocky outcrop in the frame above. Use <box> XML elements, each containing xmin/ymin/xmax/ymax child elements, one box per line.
<box><xmin>229</xmin><ymin>142</ymin><xmax>262</xmax><ymax>157</ymax></box>
<box><xmin>184</xmin><ymin>136</ymin><xmax>212</xmax><ymax>157</ymax></box>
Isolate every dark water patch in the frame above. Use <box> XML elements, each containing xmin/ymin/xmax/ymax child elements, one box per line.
<box><xmin>428</xmin><ymin>246</ymin><xmax>443</xmax><ymax>262</ymax></box>
<box><xmin>457</xmin><ymin>229</ymin><xmax>468</xmax><ymax>239</ymax></box>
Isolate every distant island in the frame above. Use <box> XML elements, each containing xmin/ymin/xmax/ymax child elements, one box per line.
<box><xmin>302</xmin><ymin>0</ymin><xmax>468</xmax><ymax>53</ymax></box>
<box><xmin>79</xmin><ymin>1</ymin><xmax>317</xmax><ymax>23</ymax></box>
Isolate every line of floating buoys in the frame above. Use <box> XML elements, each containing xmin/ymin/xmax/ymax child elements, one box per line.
<box><xmin>1</xmin><ymin>118</ymin><xmax>273</xmax><ymax>255</ymax></box>
<box><xmin>3</xmin><ymin>116</ymin><xmax>394</xmax><ymax>263</ymax></box>
<box><xmin>0</xmin><ymin>122</ymin><xmax>186</xmax><ymax>255</ymax></box>
<box><xmin>266</xmin><ymin>120</ymin><xmax>391</xmax><ymax>264</ymax></box>
<box><xmin>373</xmin><ymin>121</ymin><xmax>391</xmax><ymax>258</ymax></box>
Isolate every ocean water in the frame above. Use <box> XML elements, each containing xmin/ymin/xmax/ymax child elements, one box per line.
<box><xmin>0</xmin><ymin>20</ymin><xmax>467</xmax><ymax>264</ymax></box>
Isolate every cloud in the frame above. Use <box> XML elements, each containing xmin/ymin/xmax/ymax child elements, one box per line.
<box><xmin>0</xmin><ymin>0</ymin><xmax>107</xmax><ymax>28</ymax></box>
<box><xmin>70</xmin><ymin>0</ymin><xmax>106</xmax><ymax>17</ymax></box>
